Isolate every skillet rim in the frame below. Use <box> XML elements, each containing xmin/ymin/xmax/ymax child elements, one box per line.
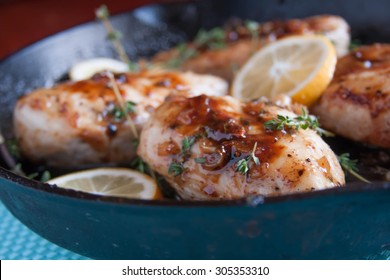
<box><xmin>0</xmin><ymin>2</ymin><xmax>389</xmax><ymax>208</ymax></box>
<box><xmin>1</xmin><ymin>166</ymin><xmax>389</xmax><ymax>208</ymax></box>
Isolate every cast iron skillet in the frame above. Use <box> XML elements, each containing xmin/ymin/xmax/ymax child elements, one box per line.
<box><xmin>1</xmin><ymin>0</ymin><xmax>390</xmax><ymax>259</ymax></box>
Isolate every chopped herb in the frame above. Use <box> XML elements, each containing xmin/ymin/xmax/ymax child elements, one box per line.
<box><xmin>245</xmin><ymin>20</ymin><xmax>259</xmax><ymax>39</ymax></box>
<box><xmin>132</xmin><ymin>138</ymin><xmax>140</xmax><ymax>149</ymax></box>
<box><xmin>107</xmin><ymin>30</ymin><xmax>123</xmax><ymax>41</ymax></box>
<box><xmin>236</xmin><ymin>142</ymin><xmax>260</xmax><ymax>175</ymax></box>
<box><xmin>11</xmin><ymin>163</ymin><xmax>51</xmax><ymax>182</ymax></box>
<box><xmin>236</xmin><ymin>158</ymin><xmax>249</xmax><ymax>175</ymax></box>
<box><xmin>5</xmin><ymin>139</ymin><xmax>21</xmax><ymax>159</ymax></box>
<box><xmin>95</xmin><ymin>5</ymin><xmax>109</xmax><ymax>20</ymax></box>
<box><xmin>349</xmin><ymin>39</ymin><xmax>361</xmax><ymax>51</ymax></box>
<box><xmin>12</xmin><ymin>163</ymin><xmax>25</xmax><ymax>176</ymax></box>
<box><xmin>264</xmin><ymin>108</ymin><xmax>335</xmax><ymax>137</ymax></box>
<box><xmin>27</xmin><ymin>172</ymin><xmax>39</xmax><ymax>180</ymax></box>
<box><xmin>166</xmin><ymin>26</ymin><xmax>226</xmax><ymax>68</ymax></box>
<box><xmin>194</xmin><ymin>27</ymin><xmax>226</xmax><ymax>50</ymax></box>
<box><xmin>110</xmin><ymin>101</ymin><xmax>137</xmax><ymax>121</ymax></box>
<box><xmin>107</xmin><ymin>73</ymin><xmax>139</xmax><ymax>138</ymax></box>
<box><xmin>125</xmin><ymin>101</ymin><xmax>136</xmax><ymax>114</ymax></box>
<box><xmin>128</xmin><ymin>61</ymin><xmax>139</xmax><ymax>72</ymax></box>
<box><xmin>168</xmin><ymin>162</ymin><xmax>184</xmax><ymax>177</ymax></box>
<box><xmin>338</xmin><ymin>153</ymin><xmax>370</xmax><ymax>183</ymax></box>
<box><xmin>112</xmin><ymin>106</ymin><xmax>124</xmax><ymax>120</ymax></box>
<box><xmin>194</xmin><ymin>157</ymin><xmax>206</xmax><ymax>164</ymax></box>
<box><xmin>40</xmin><ymin>171</ymin><xmax>51</xmax><ymax>182</ymax></box>
<box><xmin>131</xmin><ymin>155</ymin><xmax>157</xmax><ymax>183</ymax></box>
<box><xmin>181</xmin><ymin>136</ymin><xmax>196</xmax><ymax>154</ymax></box>
<box><xmin>132</xmin><ymin>156</ymin><xmax>148</xmax><ymax>174</ymax></box>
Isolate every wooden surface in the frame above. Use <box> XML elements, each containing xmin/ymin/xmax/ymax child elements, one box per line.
<box><xmin>0</xmin><ymin>0</ymin><xmax>167</xmax><ymax>59</ymax></box>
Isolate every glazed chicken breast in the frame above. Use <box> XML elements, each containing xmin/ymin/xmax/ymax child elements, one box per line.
<box><xmin>313</xmin><ymin>44</ymin><xmax>390</xmax><ymax>148</ymax></box>
<box><xmin>153</xmin><ymin>15</ymin><xmax>350</xmax><ymax>81</ymax></box>
<box><xmin>138</xmin><ymin>94</ymin><xmax>345</xmax><ymax>200</ymax></box>
<box><xmin>14</xmin><ymin>71</ymin><xmax>228</xmax><ymax>167</ymax></box>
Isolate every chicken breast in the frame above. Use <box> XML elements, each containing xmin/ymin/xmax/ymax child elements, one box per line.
<box><xmin>14</xmin><ymin>70</ymin><xmax>228</xmax><ymax>167</ymax></box>
<box><xmin>312</xmin><ymin>44</ymin><xmax>390</xmax><ymax>148</ymax></box>
<box><xmin>138</xmin><ymin>94</ymin><xmax>344</xmax><ymax>200</ymax></box>
<box><xmin>153</xmin><ymin>15</ymin><xmax>350</xmax><ymax>81</ymax></box>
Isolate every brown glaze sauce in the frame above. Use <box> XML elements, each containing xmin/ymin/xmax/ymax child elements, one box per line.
<box><xmin>165</xmin><ymin>95</ymin><xmax>285</xmax><ymax>173</ymax></box>
<box><xmin>54</xmin><ymin>71</ymin><xmax>190</xmax><ymax>141</ymax></box>
<box><xmin>61</xmin><ymin>71</ymin><xmax>188</xmax><ymax>99</ymax></box>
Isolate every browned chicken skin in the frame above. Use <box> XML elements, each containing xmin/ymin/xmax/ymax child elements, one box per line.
<box><xmin>313</xmin><ymin>44</ymin><xmax>390</xmax><ymax>148</ymax></box>
<box><xmin>153</xmin><ymin>15</ymin><xmax>350</xmax><ymax>81</ymax></box>
<box><xmin>138</xmin><ymin>94</ymin><xmax>344</xmax><ymax>200</ymax></box>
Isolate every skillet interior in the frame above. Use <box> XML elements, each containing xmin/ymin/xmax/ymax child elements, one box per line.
<box><xmin>0</xmin><ymin>0</ymin><xmax>390</xmax><ymax>259</ymax></box>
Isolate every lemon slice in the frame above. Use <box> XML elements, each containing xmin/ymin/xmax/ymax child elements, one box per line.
<box><xmin>48</xmin><ymin>168</ymin><xmax>161</xmax><ymax>200</ymax></box>
<box><xmin>232</xmin><ymin>35</ymin><xmax>337</xmax><ymax>106</ymax></box>
<box><xmin>69</xmin><ymin>58</ymin><xmax>128</xmax><ymax>81</ymax></box>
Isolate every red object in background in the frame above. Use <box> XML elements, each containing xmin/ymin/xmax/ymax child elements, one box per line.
<box><xmin>0</xmin><ymin>0</ymin><xmax>172</xmax><ymax>59</ymax></box>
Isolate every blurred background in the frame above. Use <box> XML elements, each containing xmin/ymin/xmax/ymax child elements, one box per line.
<box><xmin>0</xmin><ymin>0</ymin><xmax>175</xmax><ymax>59</ymax></box>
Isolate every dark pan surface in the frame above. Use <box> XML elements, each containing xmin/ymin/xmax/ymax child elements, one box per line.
<box><xmin>0</xmin><ymin>0</ymin><xmax>390</xmax><ymax>259</ymax></box>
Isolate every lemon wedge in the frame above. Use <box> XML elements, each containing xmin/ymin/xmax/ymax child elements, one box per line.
<box><xmin>232</xmin><ymin>35</ymin><xmax>337</xmax><ymax>106</ymax></box>
<box><xmin>48</xmin><ymin>168</ymin><xmax>161</xmax><ymax>200</ymax></box>
<box><xmin>69</xmin><ymin>58</ymin><xmax>128</xmax><ymax>81</ymax></box>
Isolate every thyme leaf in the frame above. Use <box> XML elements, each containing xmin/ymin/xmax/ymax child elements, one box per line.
<box><xmin>106</xmin><ymin>30</ymin><xmax>123</xmax><ymax>41</ymax></box>
<box><xmin>40</xmin><ymin>171</ymin><xmax>52</xmax><ymax>182</ymax></box>
<box><xmin>236</xmin><ymin>158</ymin><xmax>249</xmax><ymax>175</ymax></box>
<box><xmin>349</xmin><ymin>39</ymin><xmax>362</xmax><ymax>51</ymax></box>
<box><xmin>131</xmin><ymin>156</ymin><xmax>148</xmax><ymax>174</ymax></box>
<box><xmin>95</xmin><ymin>5</ymin><xmax>109</xmax><ymax>19</ymax></box>
<box><xmin>245</xmin><ymin>20</ymin><xmax>259</xmax><ymax>37</ymax></box>
<box><xmin>5</xmin><ymin>138</ymin><xmax>21</xmax><ymax>159</ymax></box>
<box><xmin>194</xmin><ymin>27</ymin><xmax>226</xmax><ymax>50</ymax></box>
<box><xmin>168</xmin><ymin>162</ymin><xmax>184</xmax><ymax>177</ymax></box>
<box><xmin>194</xmin><ymin>157</ymin><xmax>206</xmax><ymax>164</ymax></box>
<box><xmin>236</xmin><ymin>142</ymin><xmax>260</xmax><ymax>175</ymax></box>
<box><xmin>338</xmin><ymin>153</ymin><xmax>370</xmax><ymax>183</ymax></box>
<box><xmin>181</xmin><ymin>136</ymin><xmax>196</xmax><ymax>154</ymax></box>
<box><xmin>264</xmin><ymin>108</ymin><xmax>335</xmax><ymax>137</ymax></box>
<box><xmin>95</xmin><ymin>5</ymin><xmax>138</xmax><ymax>71</ymax></box>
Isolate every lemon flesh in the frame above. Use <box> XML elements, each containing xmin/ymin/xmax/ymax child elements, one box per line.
<box><xmin>48</xmin><ymin>168</ymin><xmax>160</xmax><ymax>200</ymax></box>
<box><xmin>232</xmin><ymin>35</ymin><xmax>337</xmax><ymax>106</ymax></box>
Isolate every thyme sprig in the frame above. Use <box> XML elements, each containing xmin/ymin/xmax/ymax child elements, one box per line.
<box><xmin>338</xmin><ymin>153</ymin><xmax>370</xmax><ymax>183</ymax></box>
<box><xmin>236</xmin><ymin>142</ymin><xmax>260</xmax><ymax>175</ymax></box>
<box><xmin>95</xmin><ymin>5</ymin><xmax>138</xmax><ymax>71</ymax></box>
<box><xmin>181</xmin><ymin>136</ymin><xmax>196</xmax><ymax>154</ymax></box>
<box><xmin>194</xmin><ymin>27</ymin><xmax>226</xmax><ymax>50</ymax></box>
<box><xmin>166</xmin><ymin>27</ymin><xmax>226</xmax><ymax>68</ymax></box>
<box><xmin>110</xmin><ymin>101</ymin><xmax>136</xmax><ymax>121</ymax></box>
<box><xmin>131</xmin><ymin>156</ymin><xmax>149</xmax><ymax>174</ymax></box>
<box><xmin>12</xmin><ymin>163</ymin><xmax>51</xmax><ymax>182</ymax></box>
<box><xmin>167</xmin><ymin>133</ymin><xmax>205</xmax><ymax>176</ymax></box>
<box><xmin>168</xmin><ymin>162</ymin><xmax>184</xmax><ymax>177</ymax></box>
<box><xmin>107</xmin><ymin>72</ymin><xmax>138</xmax><ymax>138</ymax></box>
<box><xmin>264</xmin><ymin>108</ymin><xmax>335</xmax><ymax>137</ymax></box>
